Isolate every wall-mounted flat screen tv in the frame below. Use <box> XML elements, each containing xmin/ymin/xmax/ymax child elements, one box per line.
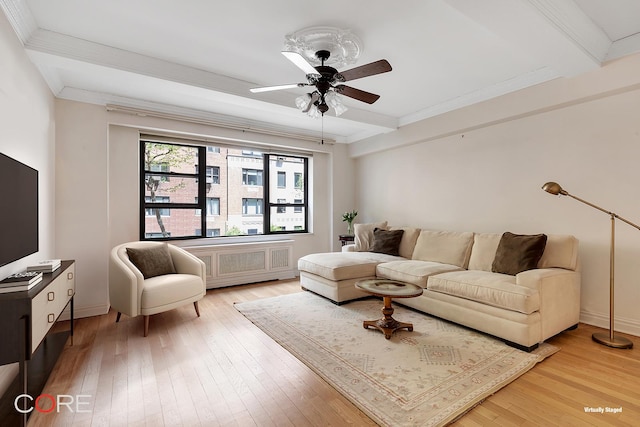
<box><xmin>0</xmin><ymin>152</ymin><xmax>39</xmax><ymax>267</ymax></box>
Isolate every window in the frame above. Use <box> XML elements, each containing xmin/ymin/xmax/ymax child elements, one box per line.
<box><xmin>196</xmin><ymin>228</ymin><xmax>221</xmax><ymax>237</ymax></box>
<box><xmin>145</xmin><ymin>196</ymin><xmax>170</xmax><ymax>216</ymax></box>
<box><xmin>206</xmin><ymin>166</ymin><xmax>220</xmax><ymax>184</ymax></box>
<box><xmin>206</xmin><ymin>197</ymin><xmax>220</xmax><ymax>216</ymax></box>
<box><xmin>242</xmin><ymin>198</ymin><xmax>263</xmax><ymax>215</ymax></box>
<box><xmin>265</xmin><ymin>154</ymin><xmax>308</xmax><ymax>233</ymax></box>
<box><xmin>149</xmin><ymin>162</ymin><xmax>170</xmax><ymax>182</ymax></box>
<box><xmin>195</xmin><ymin>197</ymin><xmax>220</xmax><ymax>216</ymax></box>
<box><xmin>141</xmin><ymin>139</ymin><xmax>309</xmax><ymax>240</ymax></box>
<box><xmin>141</xmin><ymin>142</ymin><xmax>203</xmax><ymax>239</ymax></box>
<box><xmin>195</xmin><ymin>165</ymin><xmax>219</xmax><ymax>184</ymax></box>
<box><xmin>242</xmin><ymin>169</ymin><xmax>263</xmax><ymax>186</ymax></box>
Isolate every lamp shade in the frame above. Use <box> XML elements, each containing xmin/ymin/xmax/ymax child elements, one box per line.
<box><xmin>542</xmin><ymin>182</ymin><xmax>567</xmax><ymax>196</ymax></box>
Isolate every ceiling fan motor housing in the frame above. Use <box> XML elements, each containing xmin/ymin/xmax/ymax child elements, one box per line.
<box><xmin>250</xmin><ymin>47</ymin><xmax>391</xmax><ymax>114</ymax></box>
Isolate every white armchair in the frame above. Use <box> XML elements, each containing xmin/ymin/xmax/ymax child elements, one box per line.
<box><xmin>109</xmin><ymin>241</ymin><xmax>206</xmax><ymax>336</ymax></box>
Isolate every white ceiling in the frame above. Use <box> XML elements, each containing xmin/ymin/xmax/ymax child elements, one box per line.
<box><xmin>2</xmin><ymin>0</ymin><xmax>640</xmax><ymax>143</ymax></box>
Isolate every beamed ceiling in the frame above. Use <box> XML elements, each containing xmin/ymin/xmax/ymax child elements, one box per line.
<box><xmin>2</xmin><ymin>0</ymin><xmax>640</xmax><ymax>143</ymax></box>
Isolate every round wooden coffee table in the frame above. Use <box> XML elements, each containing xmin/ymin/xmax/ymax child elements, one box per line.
<box><xmin>355</xmin><ymin>279</ymin><xmax>423</xmax><ymax>339</ymax></box>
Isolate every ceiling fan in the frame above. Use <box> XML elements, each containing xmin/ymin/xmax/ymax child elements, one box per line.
<box><xmin>250</xmin><ymin>50</ymin><xmax>392</xmax><ymax>116</ymax></box>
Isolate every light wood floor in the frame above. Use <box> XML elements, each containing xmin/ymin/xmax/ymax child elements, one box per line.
<box><xmin>29</xmin><ymin>279</ymin><xmax>639</xmax><ymax>426</ymax></box>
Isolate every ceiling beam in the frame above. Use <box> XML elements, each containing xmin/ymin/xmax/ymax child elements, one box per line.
<box><xmin>24</xmin><ymin>29</ymin><xmax>397</xmax><ymax>132</ymax></box>
<box><xmin>444</xmin><ymin>0</ymin><xmax>611</xmax><ymax>77</ymax></box>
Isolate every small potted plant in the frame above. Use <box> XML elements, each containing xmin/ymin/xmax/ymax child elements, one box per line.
<box><xmin>342</xmin><ymin>209</ymin><xmax>358</xmax><ymax>235</ymax></box>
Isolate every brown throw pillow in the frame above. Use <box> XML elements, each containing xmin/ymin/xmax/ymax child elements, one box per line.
<box><xmin>126</xmin><ymin>244</ymin><xmax>177</xmax><ymax>279</ymax></box>
<box><xmin>491</xmin><ymin>232</ymin><xmax>547</xmax><ymax>275</ymax></box>
<box><xmin>371</xmin><ymin>228</ymin><xmax>405</xmax><ymax>256</ymax></box>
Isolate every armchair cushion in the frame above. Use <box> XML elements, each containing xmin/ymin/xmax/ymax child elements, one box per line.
<box><xmin>126</xmin><ymin>243</ymin><xmax>176</xmax><ymax>279</ymax></box>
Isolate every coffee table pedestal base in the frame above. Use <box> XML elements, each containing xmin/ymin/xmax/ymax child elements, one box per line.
<box><xmin>363</xmin><ymin>296</ymin><xmax>414</xmax><ymax>339</ymax></box>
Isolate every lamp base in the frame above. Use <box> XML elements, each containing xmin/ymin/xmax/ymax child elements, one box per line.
<box><xmin>592</xmin><ymin>332</ymin><xmax>633</xmax><ymax>349</ymax></box>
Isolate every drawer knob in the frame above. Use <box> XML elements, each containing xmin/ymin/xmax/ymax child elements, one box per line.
<box><xmin>68</xmin><ymin>289</ymin><xmax>74</xmax><ymax>296</ymax></box>
<box><xmin>48</xmin><ymin>313</ymin><xmax>55</xmax><ymax>323</ymax></box>
<box><xmin>67</xmin><ymin>272</ymin><xmax>74</xmax><ymax>280</ymax></box>
<box><xmin>48</xmin><ymin>291</ymin><xmax>55</xmax><ymax>301</ymax></box>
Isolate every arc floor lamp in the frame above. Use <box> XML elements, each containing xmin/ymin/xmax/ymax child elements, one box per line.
<box><xmin>542</xmin><ymin>182</ymin><xmax>635</xmax><ymax>349</ymax></box>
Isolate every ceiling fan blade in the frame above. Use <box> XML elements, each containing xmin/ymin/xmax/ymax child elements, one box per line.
<box><xmin>335</xmin><ymin>85</ymin><xmax>380</xmax><ymax>104</ymax></box>
<box><xmin>336</xmin><ymin>59</ymin><xmax>392</xmax><ymax>82</ymax></box>
<box><xmin>282</xmin><ymin>51</ymin><xmax>320</xmax><ymax>76</ymax></box>
<box><xmin>250</xmin><ymin>83</ymin><xmax>305</xmax><ymax>93</ymax></box>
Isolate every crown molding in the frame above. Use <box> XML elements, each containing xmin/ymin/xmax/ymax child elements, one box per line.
<box><xmin>526</xmin><ymin>0</ymin><xmax>611</xmax><ymax>64</ymax></box>
<box><xmin>58</xmin><ymin>87</ymin><xmax>331</xmax><ymax>143</ymax></box>
<box><xmin>607</xmin><ymin>32</ymin><xmax>640</xmax><ymax>61</ymax></box>
<box><xmin>24</xmin><ymin>29</ymin><xmax>397</xmax><ymax>135</ymax></box>
<box><xmin>444</xmin><ymin>0</ymin><xmax>610</xmax><ymax>77</ymax></box>
<box><xmin>399</xmin><ymin>66</ymin><xmax>559</xmax><ymax>127</ymax></box>
<box><xmin>0</xmin><ymin>0</ymin><xmax>37</xmax><ymax>44</ymax></box>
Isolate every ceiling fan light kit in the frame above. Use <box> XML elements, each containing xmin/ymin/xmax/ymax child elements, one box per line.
<box><xmin>250</xmin><ymin>27</ymin><xmax>392</xmax><ymax>118</ymax></box>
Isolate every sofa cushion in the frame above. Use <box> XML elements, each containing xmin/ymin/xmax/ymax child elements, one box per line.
<box><xmin>538</xmin><ymin>234</ymin><xmax>579</xmax><ymax>271</ymax></box>
<box><xmin>468</xmin><ymin>233</ymin><xmax>502</xmax><ymax>271</ymax></box>
<box><xmin>389</xmin><ymin>226</ymin><xmax>420</xmax><ymax>259</ymax></box>
<box><xmin>371</xmin><ymin>228</ymin><xmax>404</xmax><ymax>256</ymax></box>
<box><xmin>411</xmin><ymin>230</ymin><xmax>474</xmax><ymax>268</ymax></box>
<box><xmin>492</xmin><ymin>232</ymin><xmax>547</xmax><ymax>275</ymax></box>
<box><xmin>298</xmin><ymin>251</ymin><xmax>401</xmax><ymax>281</ymax></box>
<box><xmin>354</xmin><ymin>221</ymin><xmax>388</xmax><ymax>251</ymax></box>
<box><xmin>427</xmin><ymin>270</ymin><xmax>540</xmax><ymax>314</ymax></box>
<box><xmin>376</xmin><ymin>260</ymin><xmax>463</xmax><ymax>288</ymax></box>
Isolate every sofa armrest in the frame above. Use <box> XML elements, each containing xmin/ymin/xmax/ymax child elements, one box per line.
<box><xmin>516</xmin><ymin>268</ymin><xmax>581</xmax><ymax>338</ymax></box>
<box><xmin>342</xmin><ymin>244</ymin><xmax>356</xmax><ymax>252</ymax></box>
<box><xmin>515</xmin><ymin>268</ymin><xmax>577</xmax><ymax>289</ymax></box>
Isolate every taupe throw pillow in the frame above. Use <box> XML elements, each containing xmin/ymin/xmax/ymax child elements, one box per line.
<box><xmin>126</xmin><ymin>244</ymin><xmax>177</xmax><ymax>279</ymax></box>
<box><xmin>371</xmin><ymin>228</ymin><xmax>405</xmax><ymax>256</ymax></box>
<box><xmin>491</xmin><ymin>232</ymin><xmax>547</xmax><ymax>276</ymax></box>
<box><xmin>354</xmin><ymin>221</ymin><xmax>388</xmax><ymax>251</ymax></box>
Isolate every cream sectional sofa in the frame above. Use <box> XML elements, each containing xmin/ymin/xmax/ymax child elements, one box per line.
<box><xmin>298</xmin><ymin>226</ymin><xmax>580</xmax><ymax>351</ymax></box>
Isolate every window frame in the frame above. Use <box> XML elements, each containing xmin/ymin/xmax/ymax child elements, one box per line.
<box><xmin>140</xmin><ymin>142</ymin><xmax>206</xmax><ymax>240</ymax></box>
<box><xmin>140</xmin><ymin>140</ymin><xmax>309</xmax><ymax>240</ymax></box>
<box><xmin>264</xmin><ymin>153</ymin><xmax>308</xmax><ymax>235</ymax></box>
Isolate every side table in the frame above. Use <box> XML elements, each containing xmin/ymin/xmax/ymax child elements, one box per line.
<box><xmin>339</xmin><ymin>234</ymin><xmax>355</xmax><ymax>246</ymax></box>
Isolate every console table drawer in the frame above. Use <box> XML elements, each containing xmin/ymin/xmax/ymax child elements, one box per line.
<box><xmin>30</xmin><ymin>267</ymin><xmax>75</xmax><ymax>353</ymax></box>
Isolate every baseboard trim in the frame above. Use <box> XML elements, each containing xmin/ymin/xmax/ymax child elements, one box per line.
<box><xmin>580</xmin><ymin>309</ymin><xmax>640</xmax><ymax>338</ymax></box>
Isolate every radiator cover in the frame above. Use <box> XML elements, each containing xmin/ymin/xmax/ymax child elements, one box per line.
<box><xmin>184</xmin><ymin>240</ymin><xmax>294</xmax><ymax>288</ymax></box>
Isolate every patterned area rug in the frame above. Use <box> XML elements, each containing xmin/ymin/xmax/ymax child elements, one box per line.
<box><xmin>235</xmin><ymin>292</ymin><xmax>558</xmax><ymax>427</ymax></box>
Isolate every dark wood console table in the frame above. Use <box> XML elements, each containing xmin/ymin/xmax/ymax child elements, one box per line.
<box><xmin>0</xmin><ymin>260</ymin><xmax>75</xmax><ymax>426</ymax></box>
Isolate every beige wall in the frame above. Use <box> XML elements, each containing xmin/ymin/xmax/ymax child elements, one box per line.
<box><xmin>9</xmin><ymin>4</ymin><xmax>640</xmax><ymax>336</ymax></box>
<box><xmin>0</xmin><ymin>13</ymin><xmax>55</xmax><ymax>279</ymax></box>
<box><xmin>55</xmin><ymin>101</ymin><xmax>109</xmax><ymax>317</ymax></box>
<box><xmin>53</xmin><ymin>103</ymin><xmax>350</xmax><ymax>317</ymax></box>
<box><xmin>351</xmin><ymin>53</ymin><xmax>640</xmax><ymax>336</ymax></box>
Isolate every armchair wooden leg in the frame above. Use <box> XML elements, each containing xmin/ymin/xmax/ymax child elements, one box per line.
<box><xmin>194</xmin><ymin>301</ymin><xmax>201</xmax><ymax>317</ymax></box>
<box><xmin>116</xmin><ymin>312</ymin><xmax>122</xmax><ymax>323</ymax></box>
<box><xmin>143</xmin><ymin>315</ymin><xmax>149</xmax><ymax>337</ymax></box>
